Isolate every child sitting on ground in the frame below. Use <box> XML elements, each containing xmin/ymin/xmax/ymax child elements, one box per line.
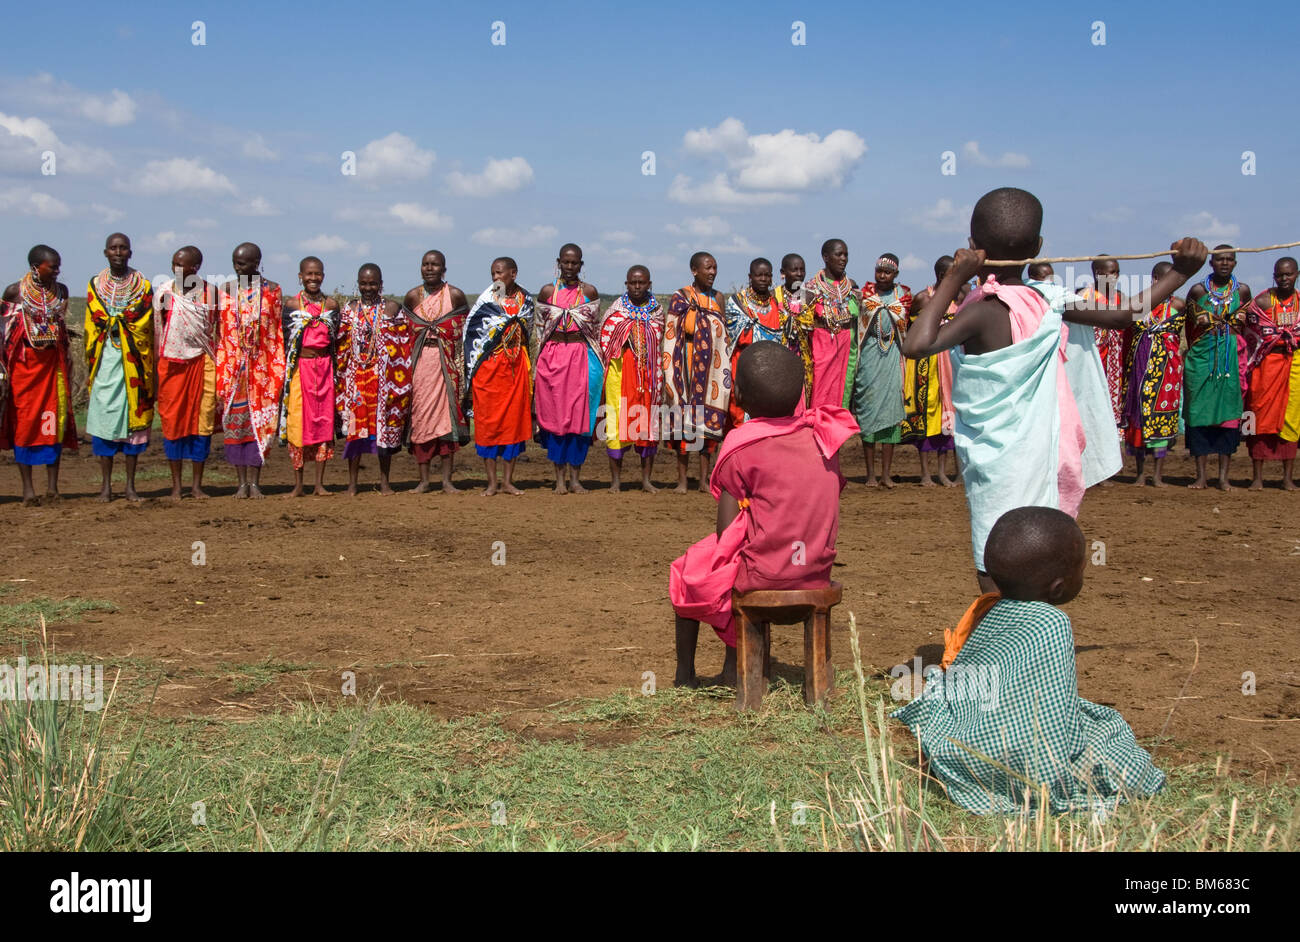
<box><xmin>892</xmin><ymin>506</ymin><xmax>1165</xmax><ymax>814</ymax></box>
<box><xmin>671</xmin><ymin>341</ymin><xmax>859</xmax><ymax>686</ymax></box>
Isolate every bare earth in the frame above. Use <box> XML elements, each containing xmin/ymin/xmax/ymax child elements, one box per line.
<box><xmin>1</xmin><ymin>441</ymin><xmax>1296</xmax><ymax>782</ymax></box>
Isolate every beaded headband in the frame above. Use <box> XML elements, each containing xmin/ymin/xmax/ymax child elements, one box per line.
<box><xmin>875</xmin><ymin>257</ymin><xmax>899</xmax><ymax>271</ymax></box>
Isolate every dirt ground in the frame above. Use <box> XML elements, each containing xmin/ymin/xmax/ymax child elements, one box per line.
<box><xmin>1</xmin><ymin>440</ymin><xmax>1296</xmax><ymax>782</ymax></box>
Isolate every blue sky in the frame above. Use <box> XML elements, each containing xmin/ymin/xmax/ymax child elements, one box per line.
<box><xmin>1</xmin><ymin>0</ymin><xmax>1296</xmax><ymax>298</ymax></box>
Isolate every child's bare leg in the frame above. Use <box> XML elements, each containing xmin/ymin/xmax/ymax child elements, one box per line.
<box><xmin>124</xmin><ymin>454</ymin><xmax>142</xmax><ymax>501</ymax></box>
<box><xmin>168</xmin><ymin>459</ymin><xmax>184</xmax><ymax>501</ymax></box>
<box><xmin>862</xmin><ymin>441</ymin><xmax>877</xmax><ymax>486</ymax></box>
<box><xmin>248</xmin><ymin>464</ymin><xmax>266</xmax><ymax>499</ymax></box>
<box><xmin>938</xmin><ymin>449</ymin><xmax>956</xmax><ymax>487</ymax></box>
<box><xmin>482</xmin><ymin>457</ymin><xmax>498</xmax><ymax>496</ymax></box>
<box><xmin>440</xmin><ymin>454</ymin><xmax>461</xmax><ymax>494</ymax></box>
<box><xmin>1284</xmin><ymin>457</ymin><xmax>1297</xmax><ymax>491</ymax></box>
<box><xmin>674</xmin><ymin>452</ymin><xmax>689</xmax><ymax>493</ymax></box>
<box><xmin>640</xmin><ymin>452</ymin><xmax>657</xmax><ymax>493</ymax></box>
<box><xmin>191</xmin><ymin>460</ymin><xmax>209</xmax><ymax>498</ymax></box>
<box><xmin>1132</xmin><ymin>451</ymin><xmax>1148</xmax><ymax>486</ymax></box>
<box><xmin>290</xmin><ymin>465</ymin><xmax>305</xmax><ymax>498</ymax></box>
<box><xmin>97</xmin><ymin>455</ymin><xmax>113</xmax><ymax>501</ymax></box>
<box><xmin>1249</xmin><ymin>457</ymin><xmax>1264</xmax><ymax>490</ymax></box>
<box><xmin>608</xmin><ymin>453</ymin><xmax>623</xmax><ymax>492</ymax></box>
<box><xmin>919</xmin><ymin>450</ymin><xmax>935</xmax><ymax>486</ymax></box>
<box><xmin>347</xmin><ymin>456</ymin><xmax>361</xmax><ymax>496</ymax></box>
<box><xmin>698</xmin><ymin>449</ymin><xmax>712</xmax><ymax>493</ymax></box>
<box><xmin>674</xmin><ymin>615</ymin><xmax>701</xmax><ymax>687</ymax></box>
<box><xmin>1217</xmin><ymin>453</ymin><xmax>1232</xmax><ymax>491</ymax></box>
<box><xmin>568</xmin><ymin>463</ymin><xmax>587</xmax><ymax>494</ymax></box>
<box><xmin>18</xmin><ymin>464</ymin><xmax>37</xmax><ymax>504</ymax></box>
<box><xmin>1189</xmin><ymin>454</ymin><xmax>1208</xmax><ymax>489</ymax></box>
<box><xmin>378</xmin><ymin>452</ymin><xmax>395</xmax><ymax>495</ymax></box>
<box><xmin>313</xmin><ymin>457</ymin><xmax>328</xmax><ymax>496</ymax></box>
<box><xmin>1152</xmin><ymin>455</ymin><xmax>1166</xmax><ymax>488</ymax></box>
<box><xmin>880</xmin><ymin>443</ymin><xmax>895</xmax><ymax>488</ymax></box>
<box><xmin>501</xmin><ymin>457</ymin><xmax>523</xmax><ymax>495</ymax></box>
<box><xmin>414</xmin><ymin>460</ymin><xmax>432</xmax><ymax>494</ymax></box>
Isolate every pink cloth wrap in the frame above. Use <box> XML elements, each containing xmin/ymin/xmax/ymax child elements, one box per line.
<box><xmin>669</xmin><ymin>404</ymin><xmax>859</xmax><ymax>646</ymax></box>
<box><xmin>810</xmin><ymin>328</ymin><xmax>852</xmax><ymax>410</ymax></box>
<box><xmin>533</xmin><ymin>341</ymin><xmax>591</xmax><ymax>435</ymax></box>
<box><xmin>298</xmin><ymin>320</ymin><xmax>335</xmax><ymax>446</ymax></box>
<box><xmin>409</xmin><ymin>345</ymin><xmax>453</xmax><ymax>443</ymax></box>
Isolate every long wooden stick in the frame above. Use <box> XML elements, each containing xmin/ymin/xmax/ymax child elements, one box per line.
<box><xmin>984</xmin><ymin>240</ymin><xmax>1300</xmax><ymax>267</ymax></box>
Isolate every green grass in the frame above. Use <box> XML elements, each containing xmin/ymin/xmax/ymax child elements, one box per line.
<box><xmin>0</xmin><ymin>597</ymin><xmax>117</xmax><ymax>645</ymax></box>
<box><xmin>217</xmin><ymin>659</ymin><xmax>319</xmax><ymax>695</ymax></box>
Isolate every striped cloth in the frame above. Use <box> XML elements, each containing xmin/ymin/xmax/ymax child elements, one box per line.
<box><xmin>892</xmin><ymin>598</ymin><xmax>1165</xmax><ymax>814</ymax></box>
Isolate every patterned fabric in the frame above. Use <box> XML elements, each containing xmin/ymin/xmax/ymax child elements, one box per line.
<box><xmin>1184</xmin><ymin>285</ymin><xmax>1245</xmax><ymax>428</ymax></box>
<box><xmin>774</xmin><ymin>284</ymin><xmax>814</xmax><ymax>403</ymax></box>
<box><xmin>156</xmin><ymin>277</ymin><xmax>217</xmax><ymax>361</ymax></box>
<box><xmin>0</xmin><ymin>288</ymin><xmax>77</xmax><ymax>454</ymax></box>
<box><xmin>408</xmin><ymin>284</ymin><xmax>470</xmax><ymax>446</ymax></box>
<box><xmin>464</xmin><ymin>284</ymin><xmax>534</xmax><ymax>387</ymax></box>
<box><xmin>853</xmin><ymin>283</ymin><xmax>910</xmax><ymax>439</ymax></box>
<box><xmin>805</xmin><ymin>270</ymin><xmax>861</xmax><ymax>409</ymax></box>
<box><xmin>336</xmin><ymin>300</ymin><xmax>413</xmax><ymax>451</ymax></box>
<box><xmin>1121</xmin><ymin>299</ymin><xmax>1187</xmax><ymax>448</ymax></box>
<box><xmin>84</xmin><ymin>269</ymin><xmax>155</xmax><ymax>436</ymax></box>
<box><xmin>1240</xmin><ymin>293</ymin><xmax>1300</xmax><ymax>442</ymax></box>
<box><xmin>1079</xmin><ymin>287</ymin><xmax>1126</xmax><ymax>424</ymax></box>
<box><xmin>279</xmin><ymin>296</ymin><xmax>341</xmax><ymax>445</ymax></box>
<box><xmin>216</xmin><ymin>279</ymin><xmax>285</xmax><ymax>459</ymax></box>
<box><xmin>724</xmin><ymin>289</ymin><xmax>785</xmax><ymax>426</ymax></box>
<box><xmin>600</xmin><ymin>294</ymin><xmax>664</xmax><ymax>447</ymax></box>
<box><xmin>892</xmin><ymin>599</ymin><xmax>1165</xmax><ymax>814</ymax></box>
<box><xmin>663</xmin><ymin>285</ymin><xmax>730</xmax><ymax>442</ymax></box>
<box><xmin>901</xmin><ymin>287</ymin><xmax>954</xmax><ymax>444</ymax></box>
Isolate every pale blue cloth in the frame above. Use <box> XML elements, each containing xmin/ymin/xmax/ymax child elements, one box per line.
<box><xmin>950</xmin><ymin>297</ymin><xmax>1063</xmax><ymax>571</ymax></box>
<box><xmin>851</xmin><ymin>287</ymin><xmax>907</xmax><ymax>437</ymax></box>
<box><xmin>86</xmin><ymin>334</ymin><xmax>130</xmax><ymax>442</ymax></box>
<box><xmin>1027</xmin><ymin>280</ymin><xmax>1123</xmax><ymax>487</ymax></box>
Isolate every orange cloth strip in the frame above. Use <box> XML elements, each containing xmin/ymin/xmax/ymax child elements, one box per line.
<box><xmin>941</xmin><ymin>592</ymin><xmax>1001</xmax><ymax>670</ymax></box>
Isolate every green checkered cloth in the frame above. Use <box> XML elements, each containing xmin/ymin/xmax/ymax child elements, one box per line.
<box><xmin>892</xmin><ymin>599</ymin><xmax>1165</xmax><ymax>814</ymax></box>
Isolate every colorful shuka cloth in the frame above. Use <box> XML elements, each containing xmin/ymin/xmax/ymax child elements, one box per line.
<box><xmin>1078</xmin><ymin>286</ymin><xmax>1126</xmax><ymax>426</ymax></box>
<box><xmin>775</xmin><ymin>284</ymin><xmax>814</xmax><ymax>405</ymax></box>
<box><xmin>533</xmin><ymin>283</ymin><xmax>603</xmax><ymax>466</ymax></box>
<box><xmin>217</xmin><ymin>278</ymin><xmax>285</xmax><ymax>466</ymax></box>
<box><xmin>336</xmin><ymin>299</ymin><xmax>413</xmax><ymax>459</ymax></box>
<box><xmin>853</xmin><ymin>283</ymin><xmax>910</xmax><ymax>443</ymax></box>
<box><xmin>950</xmin><ymin>277</ymin><xmax>1086</xmax><ymax>571</ymax></box>
<box><xmin>280</xmin><ymin>294</ymin><xmax>340</xmax><ymax>466</ymax></box>
<box><xmin>0</xmin><ymin>274</ymin><xmax>78</xmax><ymax>464</ymax></box>
<box><xmin>724</xmin><ymin>288</ymin><xmax>786</xmax><ymax>428</ymax></box>
<box><xmin>407</xmin><ymin>284</ymin><xmax>470</xmax><ymax>459</ymax></box>
<box><xmin>84</xmin><ymin>269</ymin><xmax>154</xmax><ymax>456</ymax></box>
<box><xmin>892</xmin><ymin>598</ymin><xmax>1165</xmax><ymax>814</ymax></box>
<box><xmin>1183</xmin><ymin>277</ymin><xmax>1246</xmax><ymax>457</ymax></box>
<box><xmin>465</xmin><ymin>285</ymin><xmax>533</xmax><ymax>458</ymax></box>
<box><xmin>805</xmin><ymin>270</ymin><xmax>859</xmax><ymax>412</ymax></box>
<box><xmin>599</xmin><ymin>293</ymin><xmax>663</xmax><ymax>456</ymax></box>
<box><xmin>1121</xmin><ymin>299</ymin><xmax>1186</xmax><ymax>455</ymax></box>
<box><xmin>669</xmin><ymin>404</ymin><xmax>859</xmax><ymax>646</ymax></box>
<box><xmin>1241</xmin><ymin>291</ymin><xmax>1300</xmax><ymax>461</ymax></box>
<box><xmin>155</xmin><ymin>277</ymin><xmax>218</xmax><ymax>463</ymax></box>
<box><xmin>1027</xmin><ymin>280</ymin><xmax>1123</xmax><ymax>486</ymax></box>
<box><xmin>663</xmin><ymin>285</ymin><xmax>730</xmax><ymax>453</ymax></box>
<box><xmin>901</xmin><ymin>286</ymin><xmax>955</xmax><ymax>452</ymax></box>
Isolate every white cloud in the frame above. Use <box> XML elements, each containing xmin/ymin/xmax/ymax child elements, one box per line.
<box><xmin>470</xmin><ymin>224</ymin><xmax>559</xmax><ymax>248</ymax></box>
<box><xmin>962</xmin><ymin>140</ymin><xmax>1031</xmax><ymax>169</ymax></box>
<box><xmin>1177</xmin><ymin>212</ymin><xmax>1240</xmax><ymax>243</ymax></box>
<box><xmin>0</xmin><ymin>111</ymin><xmax>112</xmax><ymax>173</ymax></box>
<box><xmin>389</xmin><ymin>202</ymin><xmax>454</xmax><ymax>230</ymax></box>
<box><xmin>355</xmin><ymin>132</ymin><xmax>435</xmax><ymax>184</ymax></box>
<box><xmin>602</xmin><ymin>230</ymin><xmax>636</xmax><ymax>244</ymax></box>
<box><xmin>299</xmin><ymin>234</ymin><xmax>350</xmax><ymax>253</ymax></box>
<box><xmin>667</xmin><ymin>173</ymin><xmax>795</xmax><ymax>208</ymax></box>
<box><xmin>665</xmin><ymin>216</ymin><xmax>733</xmax><ymax>238</ymax></box>
<box><xmin>899</xmin><ymin>254</ymin><xmax>929</xmax><ymax>275</ymax></box>
<box><xmin>241</xmin><ymin>133</ymin><xmax>278</xmax><ymax>161</ymax></box>
<box><xmin>711</xmin><ymin>235</ymin><xmax>759</xmax><ymax>255</ymax></box>
<box><xmin>234</xmin><ymin>196</ymin><xmax>279</xmax><ymax>217</ymax></box>
<box><xmin>117</xmin><ymin>157</ymin><xmax>237</xmax><ymax>196</ymax></box>
<box><xmin>90</xmin><ymin>202</ymin><xmax>124</xmax><ymax>224</ymax></box>
<box><xmin>913</xmin><ymin>198</ymin><xmax>971</xmax><ymax>235</ymax></box>
<box><xmin>2</xmin><ymin>74</ymin><xmax>137</xmax><ymax>126</ymax></box>
<box><xmin>446</xmin><ymin>156</ymin><xmax>533</xmax><ymax>197</ymax></box>
<box><xmin>0</xmin><ymin>188</ymin><xmax>70</xmax><ymax>219</ymax></box>
<box><xmin>682</xmin><ymin>118</ymin><xmax>866</xmax><ymax>192</ymax></box>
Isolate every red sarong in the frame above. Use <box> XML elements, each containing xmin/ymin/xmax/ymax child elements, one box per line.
<box><xmin>472</xmin><ymin>345</ymin><xmax>532</xmax><ymax>446</ymax></box>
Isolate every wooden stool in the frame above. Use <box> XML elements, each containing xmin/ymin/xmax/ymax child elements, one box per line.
<box><xmin>731</xmin><ymin>582</ymin><xmax>842</xmax><ymax>711</ymax></box>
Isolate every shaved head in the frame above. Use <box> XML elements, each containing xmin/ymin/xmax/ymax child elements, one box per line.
<box><xmin>735</xmin><ymin>341</ymin><xmax>804</xmax><ymax>418</ymax></box>
<box><xmin>984</xmin><ymin>506</ymin><xmax>1086</xmax><ymax>603</ymax></box>
<box><xmin>970</xmin><ymin>187</ymin><xmax>1043</xmax><ymax>261</ymax></box>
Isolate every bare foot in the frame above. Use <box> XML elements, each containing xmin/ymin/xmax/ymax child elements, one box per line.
<box><xmin>569</xmin><ymin>480</ymin><xmax>587</xmax><ymax>494</ymax></box>
<box><xmin>920</xmin><ymin>477</ymin><xmax>936</xmax><ymax>487</ymax></box>
<box><xmin>552</xmin><ymin>481</ymin><xmax>567</xmax><ymax>495</ymax></box>
<box><xmin>1248</xmin><ymin>480</ymin><xmax>1264</xmax><ymax>491</ymax></box>
<box><xmin>21</xmin><ymin>494</ymin><xmax>40</xmax><ymax>507</ymax></box>
<box><xmin>191</xmin><ymin>486</ymin><xmax>210</xmax><ymax>499</ymax></box>
<box><xmin>502</xmin><ymin>483</ymin><xmax>524</xmax><ymax>496</ymax></box>
<box><xmin>441</xmin><ymin>481</ymin><xmax>462</xmax><ymax>494</ymax></box>
<box><xmin>169</xmin><ymin>488</ymin><xmax>184</xmax><ymax>502</ymax></box>
<box><xmin>413</xmin><ymin>481</ymin><xmax>431</xmax><ymax>494</ymax></box>
<box><xmin>609</xmin><ymin>480</ymin><xmax>621</xmax><ymax>493</ymax></box>
<box><xmin>312</xmin><ymin>485</ymin><xmax>329</xmax><ymax>496</ymax></box>
<box><xmin>939</xmin><ymin>476</ymin><xmax>957</xmax><ymax>488</ymax></box>
<box><xmin>249</xmin><ymin>485</ymin><xmax>267</xmax><ymax>499</ymax></box>
<box><xmin>1132</xmin><ymin>476</ymin><xmax>1148</xmax><ymax>487</ymax></box>
<box><xmin>864</xmin><ymin>477</ymin><xmax>878</xmax><ymax>488</ymax></box>
<box><xmin>1152</xmin><ymin>478</ymin><xmax>1166</xmax><ymax>488</ymax></box>
<box><xmin>379</xmin><ymin>481</ymin><xmax>395</xmax><ymax>496</ymax></box>
<box><xmin>880</xmin><ymin>476</ymin><xmax>895</xmax><ymax>489</ymax></box>
<box><xmin>697</xmin><ymin>481</ymin><xmax>709</xmax><ymax>494</ymax></box>
<box><xmin>672</xmin><ymin>484</ymin><xmax>689</xmax><ymax>494</ymax></box>
<box><xmin>43</xmin><ymin>491</ymin><xmax>61</xmax><ymax>502</ymax></box>
<box><xmin>1218</xmin><ymin>479</ymin><xmax>1232</xmax><ymax>492</ymax></box>
<box><xmin>346</xmin><ymin>485</ymin><xmax>358</xmax><ymax>497</ymax></box>
<box><xmin>674</xmin><ymin>671</ymin><xmax>700</xmax><ymax>689</ymax></box>
<box><xmin>1188</xmin><ymin>481</ymin><xmax>1206</xmax><ymax>489</ymax></box>
<box><xmin>483</xmin><ymin>484</ymin><xmax>498</xmax><ymax>496</ymax></box>
<box><xmin>1284</xmin><ymin>479</ymin><xmax>1298</xmax><ymax>492</ymax></box>
<box><xmin>288</xmin><ymin>485</ymin><xmax>303</xmax><ymax>498</ymax></box>
<box><xmin>125</xmin><ymin>488</ymin><xmax>144</xmax><ymax>503</ymax></box>
<box><xmin>98</xmin><ymin>487</ymin><xmax>112</xmax><ymax>503</ymax></box>
<box><xmin>641</xmin><ymin>481</ymin><xmax>658</xmax><ymax>494</ymax></box>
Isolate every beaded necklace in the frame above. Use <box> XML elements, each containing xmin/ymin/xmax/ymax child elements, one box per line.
<box><xmin>1269</xmin><ymin>289</ymin><xmax>1299</xmax><ymax>328</ymax></box>
<box><xmin>809</xmin><ymin>270</ymin><xmax>853</xmax><ymax>332</ymax></box>
<box><xmin>352</xmin><ymin>297</ymin><xmax>385</xmax><ymax>361</ymax></box>
<box><xmin>1202</xmin><ymin>274</ymin><xmax>1239</xmax><ymax>318</ymax></box>
<box><xmin>235</xmin><ymin>280</ymin><xmax>264</xmax><ymax>359</ymax></box>
<box><xmin>96</xmin><ymin>268</ymin><xmax>143</xmax><ymax>315</ymax></box>
<box><xmin>18</xmin><ymin>272</ymin><xmax>64</xmax><ymax>348</ymax></box>
<box><xmin>620</xmin><ymin>293</ymin><xmax>659</xmax><ymax>386</ymax></box>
